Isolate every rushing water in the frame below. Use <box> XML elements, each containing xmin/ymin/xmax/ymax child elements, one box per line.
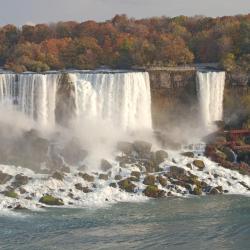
<box><xmin>196</xmin><ymin>71</ymin><xmax>225</xmax><ymax>128</ymax></box>
<box><xmin>0</xmin><ymin>195</ymin><xmax>249</xmax><ymax>250</ymax></box>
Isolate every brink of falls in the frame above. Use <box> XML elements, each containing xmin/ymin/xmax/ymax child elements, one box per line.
<box><xmin>196</xmin><ymin>71</ymin><xmax>225</xmax><ymax>128</ymax></box>
<box><xmin>0</xmin><ymin>72</ymin><xmax>152</xmax><ymax>131</ymax></box>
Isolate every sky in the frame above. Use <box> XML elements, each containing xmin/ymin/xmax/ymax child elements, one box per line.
<box><xmin>0</xmin><ymin>0</ymin><xmax>249</xmax><ymax>26</ymax></box>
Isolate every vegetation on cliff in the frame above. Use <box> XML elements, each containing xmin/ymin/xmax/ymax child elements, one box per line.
<box><xmin>0</xmin><ymin>14</ymin><xmax>248</xmax><ymax>73</ymax></box>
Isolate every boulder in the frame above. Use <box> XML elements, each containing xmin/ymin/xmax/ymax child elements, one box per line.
<box><xmin>191</xmin><ymin>186</ymin><xmax>202</xmax><ymax>195</ymax></box>
<box><xmin>100</xmin><ymin>159</ymin><xmax>112</xmax><ymax>172</ymax></box>
<box><xmin>74</xmin><ymin>183</ymin><xmax>92</xmax><ymax>193</ymax></box>
<box><xmin>143</xmin><ymin>185</ymin><xmax>166</xmax><ymax>198</ymax></box>
<box><xmin>158</xmin><ymin>175</ymin><xmax>167</xmax><ymax>187</ymax></box>
<box><xmin>221</xmin><ymin>147</ymin><xmax>236</xmax><ymax>162</ymax></box>
<box><xmin>133</xmin><ymin>141</ymin><xmax>152</xmax><ymax>157</ymax></box>
<box><xmin>39</xmin><ymin>195</ymin><xmax>64</xmax><ymax>206</ymax></box>
<box><xmin>208</xmin><ymin>187</ymin><xmax>222</xmax><ymax>195</ymax></box>
<box><xmin>130</xmin><ymin>171</ymin><xmax>141</xmax><ymax>180</ymax></box>
<box><xmin>118</xmin><ymin>179</ymin><xmax>136</xmax><ymax>193</ymax></box>
<box><xmin>165</xmin><ymin>166</ymin><xmax>186</xmax><ymax>179</ymax></box>
<box><xmin>143</xmin><ymin>175</ymin><xmax>156</xmax><ymax>186</ymax></box>
<box><xmin>193</xmin><ymin>160</ymin><xmax>205</xmax><ymax>170</ymax></box>
<box><xmin>0</xmin><ymin>171</ymin><xmax>12</xmax><ymax>185</ymax></box>
<box><xmin>4</xmin><ymin>190</ymin><xmax>18</xmax><ymax>199</ymax></box>
<box><xmin>154</xmin><ymin>150</ymin><xmax>168</xmax><ymax>165</ymax></box>
<box><xmin>12</xmin><ymin>174</ymin><xmax>29</xmax><ymax>187</ymax></box>
<box><xmin>99</xmin><ymin>174</ymin><xmax>109</xmax><ymax>180</ymax></box>
<box><xmin>114</xmin><ymin>175</ymin><xmax>122</xmax><ymax>180</ymax></box>
<box><xmin>52</xmin><ymin>171</ymin><xmax>64</xmax><ymax>181</ymax></box>
<box><xmin>109</xmin><ymin>183</ymin><xmax>117</xmax><ymax>188</ymax></box>
<box><xmin>181</xmin><ymin>152</ymin><xmax>194</xmax><ymax>158</ymax></box>
<box><xmin>79</xmin><ymin>173</ymin><xmax>94</xmax><ymax>182</ymax></box>
<box><xmin>117</xmin><ymin>141</ymin><xmax>134</xmax><ymax>155</ymax></box>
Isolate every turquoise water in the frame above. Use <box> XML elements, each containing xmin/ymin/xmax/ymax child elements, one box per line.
<box><xmin>0</xmin><ymin>195</ymin><xmax>250</xmax><ymax>250</ymax></box>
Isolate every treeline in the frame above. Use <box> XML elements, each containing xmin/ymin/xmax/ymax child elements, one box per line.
<box><xmin>0</xmin><ymin>14</ymin><xmax>249</xmax><ymax>73</ymax></box>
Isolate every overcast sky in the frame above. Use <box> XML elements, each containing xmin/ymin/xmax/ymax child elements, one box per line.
<box><xmin>0</xmin><ymin>0</ymin><xmax>249</xmax><ymax>26</ymax></box>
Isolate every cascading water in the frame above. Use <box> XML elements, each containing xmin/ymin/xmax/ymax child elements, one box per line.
<box><xmin>70</xmin><ymin>72</ymin><xmax>152</xmax><ymax>131</ymax></box>
<box><xmin>196</xmin><ymin>71</ymin><xmax>225</xmax><ymax>129</ymax></box>
<box><xmin>0</xmin><ymin>73</ymin><xmax>59</xmax><ymax>127</ymax></box>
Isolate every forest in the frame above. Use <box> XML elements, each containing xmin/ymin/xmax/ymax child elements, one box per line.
<box><xmin>0</xmin><ymin>14</ymin><xmax>249</xmax><ymax>73</ymax></box>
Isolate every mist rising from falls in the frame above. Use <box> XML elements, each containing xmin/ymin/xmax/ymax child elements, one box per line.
<box><xmin>70</xmin><ymin>72</ymin><xmax>152</xmax><ymax>131</ymax></box>
<box><xmin>0</xmin><ymin>73</ymin><xmax>59</xmax><ymax>127</ymax></box>
<box><xmin>196</xmin><ymin>71</ymin><xmax>225</xmax><ymax>129</ymax></box>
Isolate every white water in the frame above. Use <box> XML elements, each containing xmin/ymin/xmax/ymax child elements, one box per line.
<box><xmin>0</xmin><ymin>73</ymin><xmax>59</xmax><ymax>127</ymax></box>
<box><xmin>70</xmin><ymin>72</ymin><xmax>152</xmax><ymax>131</ymax></box>
<box><xmin>196</xmin><ymin>71</ymin><xmax>225</xmax><ymax>129</ymax></box>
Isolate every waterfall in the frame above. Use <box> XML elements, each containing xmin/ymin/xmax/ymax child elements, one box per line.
<box><xmin>0</xmin><ymin>73</ymin><xmax>59</xmax><ymax>127</ymax></box>
<box><xmin>0</xmin><ymin>71</ymin><xmax>152</xmax><ymax>131</ymax></box>
<box><xmin>69</xmin><ymin>72</ymin><xmax>152</xmax><ymax>131</ymax></box>
<box><xmin>196</xmin><ymin>71</ymin><xmax>225</xmax><ymax>128</ymax></box>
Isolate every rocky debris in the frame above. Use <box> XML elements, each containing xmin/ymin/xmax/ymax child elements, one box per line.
<box><xmin>193</xmin><ymin>160</ymin><xmax>205</xmax><ymax>170</ymax></box>
<box><xmin>0</xmin><ymin>171</ymin><xmax>12</xmax><ymax>184</ymax></box>
<box><xmin>181</xmin><ymin>152</ymin><xmax>194</xmax><ymax>158</ymax></box>
<box><xmin>52</xmin><ymin>171</ymin><xmax>64</xmax><ymax>181</ymax></box>
<box><xmin>99</xmin><ymin>174</ymin><xmax>109</xmax><ymax>181</ymax></box>
<box><xmin>12</xmin><ymin>174</ymin><xmax>29</xmax><ymax>187</ymax></box>
<box><xmin>143</xmin><ymin>175</ymin><xmax>156</xmax><ymax>186</ymax></box>
<box><xmin>143</xmin><ymin>185</ymin><xmax>166</xmax><ymax>198</ymax></box>
<box><xmin>3</xmin><ymin>190</ymin><xmax>18</xmax><ymax>198</ymax></box>
<box><xmin>39</xmin><ymin>195</ymin><xmax>64</xmax><ymax>206</ymax></box>
<box><xmin>118</xmin><ymin>179</ymin><xmax>136</xmax><ymax>193</ymax></box>
<box><xmin>117</xmin><ymin>141</ymin><xmax>134</xmax><ymax>155</ymax></box>
<box><xmin>133</xmin><ymin>141</ymin><xmax>152</xmax><ymax>157</ymax></box>
<box><xmin>78</xmin><ymin>173</ymin><xmax>95</xmax><ymax>182</ymax></box>
<box><xmin>100</xmin><ymin>159</ymin><xmax>112</xmax><ymax>172</ymax></box>
<box><xmin>74</xmin><ymin>183</ymin><xmax>92</xmax><ymax>193</ymax></box>
<box><xmin>154</xmin><ymin>150</ymin><xmax>168</xmax><ymax>165</ymax></box>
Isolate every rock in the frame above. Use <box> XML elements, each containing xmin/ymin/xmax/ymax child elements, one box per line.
<box><xmin>39</xmin><ymin>195</ymin><xmax>64</xmax><ymax>206</ymax></box>
<box><xmin>109</xmin><ymin>183</ymin><xmax>117</xmax><ymax>188</ymax></box>
<box><xmin>4</xmin><ymin>190</ymin><xmax>18</xmax><ymax>198</ymax></box>
<box><xmin>191</xmin><ymin>187</ymin><xmax>202</xmax><ymax>195</ymax></box>
<box><xmin>100</xmin><ymin>159</ymin><xmax>112</xmax><ymax>172</ymax></box>
<box><xmin>12</xmin><ymin>174</ymin><xmax>29</xmax><ymax>187</ymax></box>
<box><xmin>0</xmin><ymin>171</ymin><xmax>12</xmax><ymax>184</ymax></box>
<box><xmin>165</xmin><ymin>166</ymin><xmax>186</xmax><ymax>179</ymax></box>
<box><xmin>14</xmin><ymin>204</ymin><xmax>27</xmax><ymax>210</ymax></box>
<box><xmin>118</xmin><ymin>179</ymin><xmax>136</xmax><ymax>193</ymax></box>
<box><xmin>143</xmin><ymin>175</ymin><xmax>156</xmax><ymax>185</ymax></box>
<box><xmin>52</xmin><ymin>171</ymin><xmax>64</xmax><ymax>181</ymax></box>
<box><xmin>239</xmin><ymin>181</ymin><xmax>250</xmax><ymax>190</ymax></box>
<box><xmin>74</xmin><ymin>183</ymin><xmax>92</xmax><ymax>193</ymax></box>
<box><xmin>193</xmin><ymin>160</ymin><xmax>205</xmax><ymax>170</ymax></box>
<box><xmin>143</xmin><ymin>185</ymin><xmax>166</xmax><ymax>198</ymax></box>
<box><xmin>181</xmin><ymin>152</ymin><xmax>194</xmax><ymax>158</ymax></box>
<box><xmin>158</xmin><ymin>175</ymin><xmax>167</xmax><ymax>187</ymax></box>
<box><xmin>221</xmin><ymin>147</ymin><xmax>236</xmax><ymax>162</ymax></box>
<box><xmin>117</xmin><ymin>141</ymin><xmax>134</xmax><ymax>155</ymax></box>
<box><xmin>208</xmin><ymin>187</ymin><xmax>222</xmax><ymax>195</ymax></box>
<box><xmin>131</xmin><ymin>171</ymin><xmax>141</xmax><ymax>180</ymax></box>
<box><xmin>133</xmin><ymin>141</ymin><xmax>152</xmax><ymax>157</ymax></box>
<box><xmin>79</xmin><ymin>173</ymin><xmax>95</xmax><ymax>182</ymax></box>
<box><xmin>186</xmin><ymin>163</ymin><xmax>192</xmax><ymax>169</ymax></box>
<box><xmin>154</xmin><ymin>150</ymin><xmax>168</xmax><ymax>165</ymax></box>
<box><xmin>19</xmin><ymin>187</ymin><xmax>27</xmax><ymax>194</ymax></box>
<box><xmin>61</xmin><ymin>165</ymin><xmax>71</xmax><ymax>173</ymax></box>
<box><xmin>127</xmin><ymin>176</ymin><xmax>140</xmax><ymax>182</ymax></box>
<box><xmin>99</xmin><ymin>174</ymin><xmax>109</xmax><ymax>180</ymax></box>
<box><xmin>115</xmin><ymin>175</ymin><xmax>122</xmax><ymax>180</ymax></box>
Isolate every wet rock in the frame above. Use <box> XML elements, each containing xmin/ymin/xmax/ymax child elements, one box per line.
<box><xmin>117</xmin><ymin>141</ymin><xmax>134</xmax><ymax>155</ymax></box>
<box><xmin>165</xmin><ymin>166</ymin><xmax>186</xmax><ymax>179</ymax></box>
<box><xmin>143</xmin><ymin>175</ymin><xmax>156</xmax><ymax>186</ymax></box>
<box><xmin>143</xmin><ymin>185</ymin><xmax>166</xmax><ymax>198</ymax></box>
<box><xmin>131</xmin><ymin>171</ymin><xmax>141</xmax><ymax>180</ymax></box>
<box><xmin>14</xmin><ymin>204</ymin><xmax>27</xmax><ymax>210</ymax></box>
<box><xmin>127</xmin><ymin>176</ymin><xmax>140</xmax><ymax>182</ymax></box>
<box><xmin>118</xmin><ymin>179</ymin><xmax>136</xmax><ymax>193</ymax></box>
<box><xmin>154</xmin><ymin>150</ymin><xmax>168</xmax><ymax>165</ymax></box>
<box><xmin>3</xmin><ymin>190</ymin><xmax>18</xmax><ymax>198</ymax></box>
<box><xmin>208</xmin><ymin>187</ymin><xmax>222</xmax><ymax>195</ymax></box>
<box><xmin>12</xmin><ymin>174</ymin><xmax>29</xmax><ymax>187</ymax></box>
<box><xmin>39</xmin><ymin>195</ymin><xmax>64</xmax><ymax>206</ymax></box>
<box><xmin>221</xmin><ymin>147</ymin><xmax>236</xmax><ymax>162</ymax></box>
<box><xmin>79</xmin><ymin>173</ymin><xmax>95</xmax><ymax>182</ymax></box>
<box><xmin>193</xmin><ymin>160</ymin><xmax>205</xmax><ymax>170</ymax></box>
<box><xmin>99</xmin><ymin>174</ymin><xmax>109</xmax><ymax>180</ymax></box>
<box><xmin>239</xmin><ymin>181</ymin><xmax>250</xmax><ymax>190</ymax></box>
<box><xmin>61</xmin><ymin>165</ymin><xmax>71</xmax><ymax>173</ymax></box>
<box><xmin>19</xmin><ymin>187</ymin><xmax>27</xmax><ymax>194</ymax></box>
<box><xmin>0</xmin><ymin>171</ymin><xmax>12</xmax><ymax>184</ymax></box>
<box><xmin>158</xmin><ymin>175</ymin><xmax>168</xmax><ymax>187</ymax></box>
<box><xmin>115</xmin><ymin>175</ymin><xmax>122</xmax><ymax>180</ymax></box>
<box><xmin>191</xmin><ymin>186</ymin><xmax>202</xmax><ymax>195</ymax></box>
<box><xmin>133</xmin><ymin>141</ymin><xmax>152</xmax><ymax>157</ymax></box>
<box><xmin>181</xmin><ymin>152</ymin><xmax>194</xmax><ymax>158</ymax></box>
<box><xmin>74</xmin><ymin>183</ymin><xmax>92</xmax><ymax>193</ymax></box>
<box><xmin>100</xmin><ymin>159</ymin><xmax>112</xmax><ymax>172</ymax></box>
<box><xmin>186</xmin><ymin>163</ymin><xmax>192</xmax><ymax>169</ymax></box>
<box><xmin>52</xmin><ymin>171</ymin><xmax>64</xmax><ymax>181</ymax></box>
<box><xmin>109</xmin><ymin>182</ymin><xmax>117</xmax><ymax>188</ymax></box>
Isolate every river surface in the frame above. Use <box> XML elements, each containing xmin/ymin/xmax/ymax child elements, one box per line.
<box><xmin>0</xmin><ymin>195</ymin><xmax>249</xmax><ymax>250</ymax></box>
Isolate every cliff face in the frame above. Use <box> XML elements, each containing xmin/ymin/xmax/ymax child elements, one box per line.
<box><xmin>148</xmin><ymin>67</ymin><xmax>197</xmax><ymax>130</ymax></box>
